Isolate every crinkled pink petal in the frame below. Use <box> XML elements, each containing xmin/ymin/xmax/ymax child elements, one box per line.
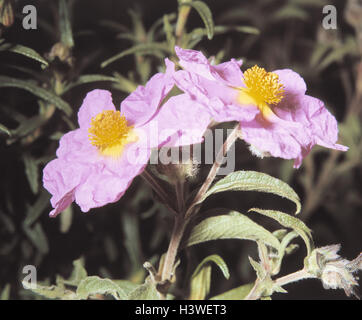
<box><xmin>77</xmin><ymin>89</ymin><xmax>116</xmax><ymax>129</ymax></box>
<box><xmin>45</xmin><ymin>132</ymin><xmax>150</xmax><ymax>216</ymax></box>
<box><xmin>274</xmin><ymin>94</ymin><xmax>348</xmax><ymax>152</ymax></box>
<box><xmin>74</xmin><ymin>157</ymin><xmax>147</xmax><ymax>212</ymax></box>
<box><xmin>121</xmin><ymin>59</ymin><xmax>176</xmax><ymax>127</ymax></box>
<box><xmin>175</xmin><ymin>46</ymin><xmax>244</xmax><ymax>87</ymax></box>
<box><xmin>43</xmin><ymin>158</ymin><xmax>88</xmax><ymax>217</ymax></box>
<box><xmin>174</xmin><ymin>48</ymin><xmax>347</xmax><ymax>167</ymax></box>
<box><xmin>137</xmin><ymin>94</ymin><xmax>212</xmax><ymax>148</ymax></box>
<box><xmin>45</xmin><ymin>98</ymin><xmax>153</xmax><ymax>217</ymax></box>
<box><xmin>240</xmin><ymin>115</ymin><xmax>312</xmax><ymax>168</ymax></box>
<box><xmin>273</xmin><ymin>69</ymin><xmax>307</xmax><ymax>97</ymax></box>
<box><xmin>211</xmin><ymin>59</ymin><xmax>244</xmax><ymax>87</ymax></box>
<box><xmin>56</xmin><ymin>129</ymin><xmax>98</xmax><ymax>164</ymax></box>
<box><xmin>174</xmin><ymin>69</ymin><xmax>259</xmax><ymax>123</ymax></box>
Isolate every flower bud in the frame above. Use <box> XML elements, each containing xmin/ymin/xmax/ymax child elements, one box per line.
<box><xmin>0</xmin><ymin>0</ymin><xmax>14</xmax><ymax>28</ymax></box>
<box><xmin>307</xmin><ymin>244</ymin><xmax>361</xmax><ymax>298</ymax></box>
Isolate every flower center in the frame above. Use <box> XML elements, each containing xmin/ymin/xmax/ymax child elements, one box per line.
<box><xmin>88</xmin><ymin>110</ymin><xmax>137</xmax><ymax>157</ymax></box>
<box><xmin>239</xmin><ymin>65</ymin><xmax>284</xmax><ymax>112</ymax></box>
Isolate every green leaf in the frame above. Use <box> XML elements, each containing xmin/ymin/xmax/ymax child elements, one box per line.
<box><xmin>60</xmin><ymin>205</ymin><xmax>73</xmax><ymax>233</ymax></box>
<box><xmin>121</xmin><ymin>210</ymin><xmax>143</xmax><ymax>273</ymax></box>
<box><xmin>186</xmin><ymin>212</ymin><xmax>281</xmax><ymax>251</ymax></box>
<box><xmin>189</xmin><ymin>264</ymin><xmax>211</xmax><ymax>300</ymax></box>
<box><xmin>291</xmin><ymin>0</ymin><xmax>328</xmax><ymax>6</ymax></box>
<box><xmin>189</xmin><ymin>254</ymin><xmax>230</xmax><ymax>300</ymax></box>
<box><xmin>163</xmin><ymin>14</ymin><xmax>176</xmax><ymax>50</ymax></box>
<box><xmin>101</xmin><ymin>43</ymin><xmax>170</xmax><ymax>68</ymax></box>
<box><xmin>192</xmin><ymin>254</ymin><xmax>230</xmax><ymax>280</ymax></box>
<box><xmin>210</xmin><ymin>283</ymin><xmax>253</xmax><ymax>300</ymax></box>
<box><xmin>127</xmin><ymin>280</ymin><xmax>161</xmax><ymax>300</ymax></box>
<box><xmin>273</xmin><ymin>5</ymin><xmax>308</xmax><ymax>21</ymax></box>
<box><xmin>63</xmin><ymin>75</ymin><xmax>119</xmax><ymax>93</ymax></box>
<box><xmin>0</xmin><ymin>76</ymin><xmax>72</xmax><ymax>116</ymax></box>
<box><xmin>0</xmin><ymin>284</ymin><xmax>10</xmax><ymax>300</ymax></box>
<box><xmin>0</xmin><ymin>0</ymin><xmax>14</xmax><ymax>27</ymax></box>
<box><xmin>23</xmin><ymin>190</ymin><xmax>50</xmax><ymax>227</ymax></box>
<box><xmin>0</xmin><ymin>43</ymin><xmax>49</xmax><ymax>66</ymax></box>
<box><xmin>0</xmin><ymin>210</ymin><xmax>15</xmax><ymax>233</ymax></box>
<box><xmin>248</xmin><ymin>256</ymin><xmax>266</xmax><ymax>279</ymax></box>
<box><xmin>186</xmin><ymin>25</ymin><xmax>259</xmax><ymax>49</ymax></box>
<box><xmin>113</xmin><ymin>280</ymin><xmax>139</xmax><ymax>295</ymax></box>
<box><xmin>317</xmin><ymin>38</ymin><xmax>358</xmax><ymax>71</ymax></box>
<box><xmin>249</xmin><ymin>208</ymin><xmax>313</xmax><ymax>256</ymax></box>
<box><xmin>188</xmin><ymin>25</ymin><xmax>259</xmax><ymax>40</ymax></box>
<box><xmin>199</xmin><ymin>171</ymin><xmax>301</xmax><ymax>214</ymax></box>
<box><xmin>23</xmin><ymin>281</ymin><xmax>77</xmax><ymax>300</ymax></box>
<box><xmin>59</xmin><ymin>0</ymin><xmax>74</xmax><ymax>48</ymax></box>
<box><xmin>8</xmin><ymin>115</ymin><xmax>45</xmax><ymax>142</ymax></box>
<box><xmin>181</xmin><ymin>1</ymin><xmax>214</xmax><ymax>40</ymax></box>
<box><xmin>148</xmin><ymin>13</ymin><xmax>176</xmax><ymax>42</ymax></box>
<box><xmin>272</xmin><ymin>230</ymin><xmax>300</xmax><ymax>275</ymax></box>
<box><xmin>23</xmin><ymin>222</ymin><xmax>49</xmax><ymax>254</ymax></box>
<box><xmin>0</xmin><ymin>123</ymin><xmax>11</xmax><ymax>136</ymax></box>
<box><xmin>62</xmin><ymin>259</ymin><xmax>87</xmax><ymax>287</ymax></box>
<box><xmin>77</xmin><ymin>276</ymin><xmax>127</xmax><ymax>300</ymax></box>
<box><xmin>112</xmin><ymin>72</ymin><xmax>138</xmax><ymax>93</ymax></box>
<box><xmin>310</xmin><ymin>43</ymin><xmax>330</xmax><ymax>68</ymax></box>
<box><xmin>23</xmin><ymin>154</ymin><xmax>39</xmax><ymax>194</ymax></box>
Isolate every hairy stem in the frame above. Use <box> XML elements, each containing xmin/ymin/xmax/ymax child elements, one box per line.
<box><xmin>161</xmin><ymin>215</ymin><xmax>187</xmax><ymax>282</ymax></box>
<box><xmin>185</xmin><ymin>124</ymin><xmax>240</xmax><ymax>219</ymax></box>
<box><xmin>244</xmin><ymin>269</ymin><xmax>315</xmax><ymax>300</ymax></box>
<box><xmin>175</xmin><ymin>178</ymin><xmax>185</xmax><ymax>214</ymax></box>
<box><xmin>274</xmin><ymin>269</ymin><xmax>315</xmax><ymax>287</ymax></box>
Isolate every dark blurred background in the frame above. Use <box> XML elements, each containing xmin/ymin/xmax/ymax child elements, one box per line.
<box><xmin>0</xmin><ymin>0</ymin><xmax>361</xmax><ymax>300</ymax></box>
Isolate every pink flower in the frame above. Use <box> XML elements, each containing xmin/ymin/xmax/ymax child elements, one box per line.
<box><xmin>43</xmin><ymin>60</ymin><xmax>211</xmax><ymax>217</ymax></box>
<box><xmin>174</xmin><ymin>46</ymin><xmax>348</xmax><ymax>168</ymax></box>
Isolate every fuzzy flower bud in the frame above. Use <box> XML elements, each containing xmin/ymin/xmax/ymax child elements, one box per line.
<box><xmin>307</xmin><ymin>244</ymin><xmax>361</xmax><ymax>299</ymax></box>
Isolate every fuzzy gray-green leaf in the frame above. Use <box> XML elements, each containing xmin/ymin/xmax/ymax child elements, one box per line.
<box><xmin>23</xmin><ymin>222</ymin><xmax>49</xmax><ymax>254</ymax></box>
<box><xmin>127</xmin><ymin>280</ymin><xmax>161</xmax><ymax>300</ymax></box>
<box><xmin>63</xmin><ymin>75</ymin><xmax>119</xmax><ymax>93</ymax></box>
<box><xmin>24</xmin><ymin>190</ymin><xmax>51</xmax><ymax>227</ymax></box>
<box><xmin>0</xmin><ymin>43</ymin><xmax>49</xmax><ymax>66</ymax></box>
<box><xmin>59</xmin><ymin>0</ymin><xmax>74</xmax><ymax>48</ymax></box>
<box><xmin>192</xmin><ymin>254</ymin><xmax>230</xmax><ymax>280</ymax></box>
<box><xmin>23</xmin><ymin>154</ymin><xmax>39</xmax><ymax>194</ymax></box>
<box><xmin>189</xmin><ymin>254</ymin><xmax>230</xmax><ymax>300</ymax></box>
<box><xmin>0</xmin><ymin>123</ymin><xmax>11</xmax><ymax>136</ymax></box>
<box><xmin>101</xmin><ymin>43</ymin><xmax>170</xmax><ymax>68</ymax></box>
<box><xmin>249</xmin><ymin>208</ymin><xmax>313</xmax><ymax>255</ymax></box>
<box><xmin>62</xmin><ymin>259</ymin><xmax>87</xmax><ymax>287</ymax></box>
<box><xmin>186</xmin><ymin>212</ymin><xmax>281</xmax><ymax>251</ymax></box>
<box><xmin>200</xmin><ymin>171</ymin><xmax>301</xmax><ymax>214</ymax></box>
<box><xmin>0</xmin><ymin>284</ymin><xmax>10</xmax><ymax>300</ymax></box>
<box><xmin>77</xmin><ymin>276</ymin><xmax>127</xmax><ymax>300</ymax></box>
<box><xmin>0</xmin><ymin>76</ymin><xmax>72</xmax><ymax>116</ymax></box>
<box><xmin>181</xmin><ymin>1</ymin><xmax>214</xmax><ymax>39</ymax></box>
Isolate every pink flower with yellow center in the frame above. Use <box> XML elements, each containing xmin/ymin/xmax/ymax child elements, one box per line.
<box><xmin>174</xmin><ymin>47</ymin><xmax>348</xmax><ymax>167</ymax></box>
<box><xmin>43</xmin><ymin>60</ymin><xmax>211</xmax><ymax>217</ymax></box>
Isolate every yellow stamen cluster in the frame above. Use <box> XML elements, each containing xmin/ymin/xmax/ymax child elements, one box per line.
<box><xmin>88</xmin><ymin>110</ymin><xmax>134</xmax><ymax>155</ymax></box>
<box><xmin>242</xmin><ymin>65</ymin><xmax>284</xmax><ymax>106</ymax></box>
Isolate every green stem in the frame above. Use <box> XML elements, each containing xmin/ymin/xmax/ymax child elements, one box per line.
<box><xmin>244</xmin><ymin>269</ymin><xmax>315</xmax><ymax>300</ymax></box>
